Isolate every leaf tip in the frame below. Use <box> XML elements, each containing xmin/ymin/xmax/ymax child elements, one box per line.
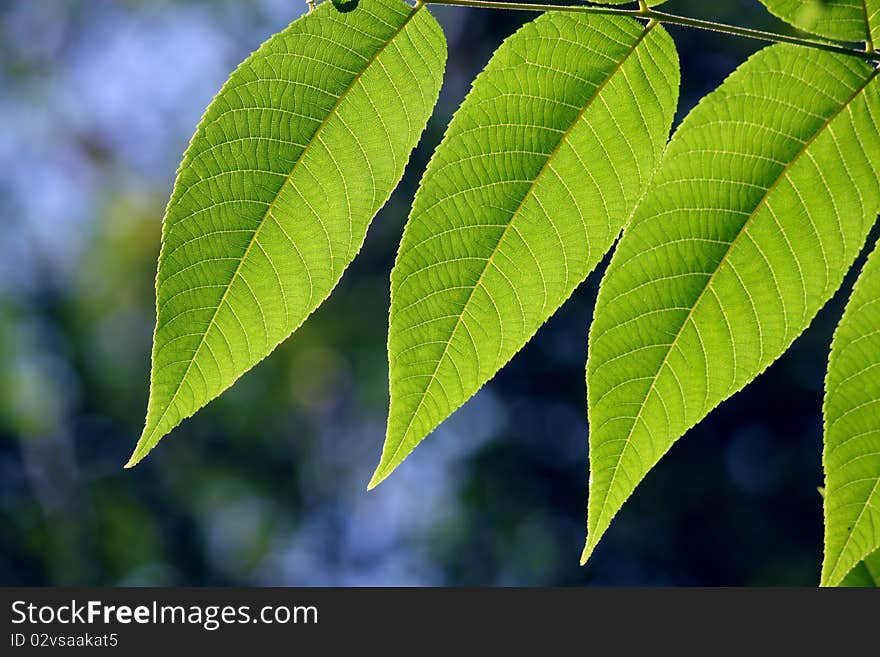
<box><xmin>579</xmin><ymin>540</ymin><xmax>596</xmax><ymax>567</ymax></box>
<box><xmin>123</xmin><ymin>445</ymin><xmax>147</xmax><ymax>470</ymax></box>
<box><xmin>368</xmin><ymin>427</ymin><xmax>413</xmax><ymax>489</ymax></box>
<box><xmin>124</xmin><ymin>422</ymin><xmax>160</xmax><ymax>470</ymax></box>
<box><xmin>366</xmin><ymin>463</ymin><xmax>393</xmax><ymax>491</ymax></box>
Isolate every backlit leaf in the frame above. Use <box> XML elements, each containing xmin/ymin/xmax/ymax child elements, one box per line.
<box><xmin>372</xmin><ymin>13</ymin><xmax>680</xmax><ymax>487</ymax></box>
<box><xmin>823</xmin><ymin>239</ymin><xmax>880</xmax><ymax>586</ymax></box>
<box><xmin>129</xmin><ymin>0</ymin><xmax>446</xmax><ymax>466</ymax></box>
<box><xmin>583</xmin><ymin>45</ymin><xmax>880</xmax><ymax>564</ymax></box>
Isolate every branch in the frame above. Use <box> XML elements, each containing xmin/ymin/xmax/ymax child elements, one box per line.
<box><xmin>419</xmin><ymin>0</ymin><xmax>880</xmax><ymax>63</ymax></box>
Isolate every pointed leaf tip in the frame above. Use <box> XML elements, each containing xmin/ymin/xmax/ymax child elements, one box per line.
<box><xmin>579</xmin><ymin>548</ymin><xmax>590</xmax><ymax>567</ymax></box>
<box><xmin>366</xmin><ymin>471</ymin><xmax>381</xmax><ymax>491</ymax></box>
<box><xmin>580</xmin><ymin>534</ymin><xmax>600</xmax><ymax>567</ymax></box>
<box><xmin>124</xmin><ymin>435</ymin><xmax>151</xmax><ymax>469</ymax></box>
<box><xmin>366</xmin><ymin>456</ymin><xmax>399</xmax><ymax>490</ymax></box>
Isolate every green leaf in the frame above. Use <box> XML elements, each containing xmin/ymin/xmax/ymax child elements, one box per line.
<box><xmin>871</xmin><ymin>0</ymin><xmax>880</xmax><ymax>42</ymax></box>
<box><xmin>128</xmin><ymin>0</ymin><xmax>446</xmax><ymax>467</ymax></box>
<box><xmin>583</xmin><ymin>45</ymin><xmax>880</xmax><ymax>564</ymax></box>
<box><xmin>822</xmin><ymin>239</ymin><xmax>880</xmax><ymax>586</ymax></box>
<box><xmin>839</xmin><ymin>549</ymin><xmax>880</xmax><ymax>586</ymax></box>
<box><xmin>759</xmin><ymin>0</ymin><xmax>875</xmax><ymax>42</ymax></box>
<box><xmin>372</xmin><ymin>13</ymin><xmax>680</xmax><ymax>487</ymax></box>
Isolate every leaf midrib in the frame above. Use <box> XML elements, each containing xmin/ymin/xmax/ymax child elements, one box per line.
<box><xmin>132</xmin><ymin>5</ymin><xmax>422</xmax><ymax>464</ymax></box>
<box><xmin>588</xmin><ymin>66</ymin><xmax>880</xmax><ymax>543</ymax></box>
<box><xmin>381</xmin><ymin>20</ymin><xmax>658</xmax><ymax>478</ymax></box>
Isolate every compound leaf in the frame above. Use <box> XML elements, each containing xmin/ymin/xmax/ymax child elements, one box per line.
<box><xmin>584</xmin><ymin>45</ymin><xmax>880</xmax><ymax>564</ymax></box>
<box><xmin>823</xmin><ymin>239</ymin><xmax>880</xmax><ymax>586</ymax></box>
<box><xmin>759</xmin><ymin>0</ymin><xmax>876</xmax><ymax>42</ymax></box>
<box><xmin>372</xmin><ymin>13</ymin><xmax>680</xmax><ymax>487</ymax></box>
<box><xmin>129</xmin><ymin>0</ymin><xmax>446</xmax><ymax>466</ymax></box>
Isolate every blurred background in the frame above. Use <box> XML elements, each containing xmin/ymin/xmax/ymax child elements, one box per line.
<box><xmin>1</xmin><ymin>0</ymin><xmax>876</xmax><ymax>586</ymax></box>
